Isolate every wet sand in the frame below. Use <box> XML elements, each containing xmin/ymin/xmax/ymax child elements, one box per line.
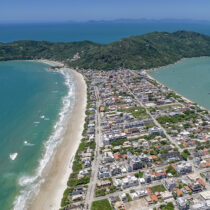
<box><xmin>28</xmin><ymin>62</ymin><xmax>87</xmax><ymax>210</ymax></box>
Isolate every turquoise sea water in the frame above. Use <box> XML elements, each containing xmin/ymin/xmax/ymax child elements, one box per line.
<box><xmin>149</xmin><ymin>57</ymin><xmax>210</xmax><ymax>110</ymax></box>
<box><xmin>1</xmin><ymin>22</ymin><xmax>210</xmax><ymax>210</ymax></box>
<box><xmin>0</xmin><ymin>61</ymin><xmax>74</xmax><ymax>210</ymax></box>
<box><xmin>1</xmin><ymin>21</ymin><xmax>210</xmax><ymax>43</ymax></box>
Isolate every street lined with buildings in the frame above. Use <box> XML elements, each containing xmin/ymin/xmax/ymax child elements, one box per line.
<box><xmin>63</xmin><ymin>69</ymin><xmax>210</xmax><ymax>210</ymax></box>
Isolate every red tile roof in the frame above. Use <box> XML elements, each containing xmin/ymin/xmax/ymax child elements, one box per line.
<box><xmin>150</xmin><ymin>194</ymin><xmax>158</xmax><ymax>202</ymax></box>
<box><xmin>146</xmin><ymin>188</ymin><xmax>152</xmax><ymax>195</ymax></box>
<box><xmin>197</xmin><ymin>178</ymin><xmax>206</xmax><ymax>187</ymax></box>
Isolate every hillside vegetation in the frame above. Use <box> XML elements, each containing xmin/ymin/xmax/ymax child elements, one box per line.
<box><xmin>1</xmin><ymin>31</ymin><xmax>210</xmax><ymax>70</ymax></box>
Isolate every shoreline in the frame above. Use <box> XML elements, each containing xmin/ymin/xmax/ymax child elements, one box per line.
<box><xmin>9</xmin><ymin>56</ymin><xmax>208</xmax><ymax>209</ymax></box>
<box><xmin>25</xmin><ymin>60</ymin><xmax>87</xmax><ymax>210</ymax></box>
<box><xmin>143</xmin><ymin>66</ymin><xmax>209</xmax><ymax>112</ymax></box>
<box><xmin>143</xmin><ymin>56</ymin><xmax>210</xmax><ymax>73</ymax></box>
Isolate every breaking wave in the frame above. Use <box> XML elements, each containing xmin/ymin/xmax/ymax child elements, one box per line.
<box><xmin>13</xmin><ymin>68</ymin><xmax>75</xmax><ymax>210</ymax></box>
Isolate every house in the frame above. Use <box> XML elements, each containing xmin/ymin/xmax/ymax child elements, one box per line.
<box><xmin>148</xmin><ymin>127</ymin><xmax>163</xmax><ymax>135</ymax></box>
<box><xmin>144</xmin><ymin>171</ymin><xmax>152</xmax><ymax>183</ymax></box>
<box><xmin>87</xmin><ymin>127</ymin><xmax>95</xmax><ymax>134</ymax></box>
<box><xmin>161</xmin><ymin>151</ymin><xmax>182</xmax><ymax>161</ymax></box>
<box><xmin>127</xmin><ymin>154</ymin><xmax>142</xmax><ymax>171</ymax></box>
<box><xmin>109</xmin><ymin>196</ymin><xmax>116</xmax><ymax>204</ymax></box>
<box><xmin>100</xmin><ymin>106</ymin><xmax>105</xmax><ymax>112</ymax></box>
<box><xmin>122</xmin><ymin>141</ymin><xmax>132</xmax><ymax>149</ymax></box>
<box><xmin>176</xmin><ymin>197</ymin><xmax>189</xmax><ymax>210</ymax></box>
<box><xmin>139</xmin><ymin>153</ymin><xmax>149</xmax><ymax>162</ymax></box>
<box><xmin>154</xmin><ymin>170</ymin><xmax>167</xmax><ymax>180</ymax></box>
<box><xmin>130</xmin><ymin>192</ymin><xmax>139</xmax><ymax>200</ymax></box>
<box><xmin>145</xmin><ymin>196</ymin><xmax>153</xmax><ymax>205</ymax></box>
<box><xmin>141</xmin><ymin>140</ymin><xmax>149</xmax><ymax>149</ymax></box>
<box><xmin>124</xmin><ymin>120</ymin><xmax>144</xmax><ymax>129</ymax></box>
<box><xmin>102</xmin><ymin>152</ymin><xmax>115</xmax><ymax>163</ymax></box>
<box><xmin>110</xmin><ymin>164</ymin><xmax>122</xmax><ymax>176</ymax></box>
<box><xmin>200</xmin><ymin>191</ymin><xmax>210</xmax><ymax>200</ymax></box>
<box><xmin>88</xmin><ymin>108</ymin><xmax>95</xmax><ymax>113</ymax></box>
<box><xmin>149</xmin><ymin>170</ymin><xmax>166</xmax><ymax>181</ymax></box>
<box><xmin>120</xmin><ymin>193</ymin><xmax>127</xmax><ymax>202</ymax></box>
<box><xmin>189</xmin><ymin>181</ymin><xmax>202</xmax><ymax>193</ymax></box>
<box><xmin>164</xmin><ymin>179</ymin><xmax>177</xmax><ymax>191</ymax></box>
<box><xmin>136</xmin><ymin>190</ymin><xmax>147</xmax><ymax>197</ymax></box>
<box><xmin>121</xmin><ymin>175</ymin><xmax>139</xmax><ymax>189</ymax></box>
<box><xmin>72</xmin><ymin>194</ymin><xmax>85</xmax><ymax>202</ymax></box>
<box><xmin>183</xmin><ymin>186</ymin><xmax>192</xmax><ymax>193</ymax></box>
<box><xmin>173</xmin><ymin>188</ymin><xmax>183</xmax><ymax>197</ymax></box>
<box><xmin>176</xmin><ymin>162</ymin><xmax>192</xmax><ymax>175</ymax></box>
<box><xmin>191</xmin><ymin>202</ymin><xmax>207</xmax><ymax>210</ymax></box>
<box><xmin>150</xmin><ymin>194</ymin><xmax>158</xmax><ymax>203</ymax></box>
<box><xmin>84</xmin><ymin>160</ymin><xmax>91</xmax><ymax>168</ymax></box>
<box><xmin>114</xmin><ymin>153</ymin><xmax>127</xmax><ymax>161</ymax></box>
<box><xmin>97</xmin><ymin>180</ymin><xmax>112</xmax><ymax>188</ymax></box>
<box><xmin>98</xmin><ymin>166</ymin><xmax>110</xmax><ymax>179</ymax></box>
<box><xmin>197</xmin><ymin>178</ymin><xmax>206</xmax><ymax>188</ymax></box>
<box><xmin>89</xmin><ymin>114</ymin><xmax>95</xmax><ymax>120</ymax></box>
<box><xmin>70</xmin><ymin>187</ymin><xmax>86</xmax><ymax>196</ymax></box>
<box><xmin>82</xmin><ymin>152</ymin><xmax>92</xmax><ymax>158</ymax></box>
<box><xmin>139</xmin><ymin>178</ymin><xmax>145</xmax><ymax>184</ymax></box>
<box><xmin>103</xmin><ymin>132</ymin><xmax>126</xmax><ymax>145</ymax></box>
<box><xmin>132</xmin><ymin>141</ymin><xmax>139</xmax><ymax>148</ymax></box>
<box><xmin>114</xmin><ymin>201</ymin><xmax>125</xmax><ymax>210</ymax></box>
<box><xmin>161</xmin><ymin>191</ymin><xmax>173</xmax><ymax>200</ymax></box>
<box><xmin>128</xmin><ymin>127</ymin><xmax>139</xmax><ymax>134</ymax></box>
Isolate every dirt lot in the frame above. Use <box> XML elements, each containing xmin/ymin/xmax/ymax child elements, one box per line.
<box><xmin>125</xmin><ymin>198</ymin><xmax>148</xmax><ymax>210</ymax></box>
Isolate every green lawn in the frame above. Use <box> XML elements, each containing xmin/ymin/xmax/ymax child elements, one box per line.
<box><xmin>118</xmin><ymin>107</ymin><xmax>150</xmax><ymax>120</ymax></box>
<box><xmin>150</xmin><ymin>184</ymin><xmax>166</xmax><ymax>193</ymax></box>
<box><xmin>160</xmin><ymin>202</ymin><xmax>174</xmax><ymax>210</ymax></box>
<box><xmin>91</xmin><ymin>199</ymin><xmax>112</xmax><ymax>210</ymax></box>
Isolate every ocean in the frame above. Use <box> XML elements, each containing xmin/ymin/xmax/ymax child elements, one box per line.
<box><xmin>0</xmin><ymin>61</ymin><xmax>75</xmax><ymax>210</ymax></box>
<box><xmin>1</xmin><ymin>21</ymin><xmax>210</xmax><ymax>44</ymax></box>
<box><xmin>1</xmin><ymin>21</ymin><xmax>210</xmax><ymax>210</ymax></box>
<box><xmin>149</xmin><ymin>57</ymin><xmax>210</xmax><ymax>110</ymax></box>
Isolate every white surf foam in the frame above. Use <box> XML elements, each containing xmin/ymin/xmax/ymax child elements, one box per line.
<box><xmin>13</xmin><ymin>68</ymin><xmax>75</xmax><ymax>210</ymax></box>
<box><xmin>10</xmin><ymin>153</ymin><xmax>18</xmax><ymax>160</ymax></box>
<box><xmin>24</xmin><ymin>141</ymin><xmax>34</xmax><ymax>147</ymax></box>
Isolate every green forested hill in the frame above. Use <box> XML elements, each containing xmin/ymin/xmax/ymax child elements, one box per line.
<box><xmin>0</xmin><ymin>40</ymin><xmax>99</xmax><ymax>62</ymax></box>
<box><xmin>1</xmin><ymin>31</ymin><xmax>210</xmax><ymax>70</ymax></box>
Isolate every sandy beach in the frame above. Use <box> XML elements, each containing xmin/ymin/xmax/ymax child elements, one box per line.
<box><xmin>27</xmin><ymin>60</ymin><xmax>87</xmax><ymax>210</ymax></box>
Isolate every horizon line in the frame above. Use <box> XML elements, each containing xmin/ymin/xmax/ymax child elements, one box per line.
<box><xmin>1</xmin><ymin>18</ymin><xmax>210</xmax><ymax>25</ymax></box>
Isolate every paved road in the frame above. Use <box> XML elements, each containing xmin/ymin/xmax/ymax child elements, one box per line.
<box><xmin>85</xmin><ymin>86</ymin><xmax>102</xmax><ymax>209</ymax></box>
<box><xmin>127</xmin><ymin>70</ymin><xmax>205</xmax><ymax>177</ymax></box>
<box><xmin>85</xmin><ymin>70</ymin><xmax>209</xmax><ymax>209</ymax></box>
<box><xmin>120</xmin><ymin>72</ymin><xmax>182</xmax><ymax>153</ymax></box>
<box><xmin>121</xmin><ymin>70</ymin><xmax>208</xmax><ymax>180</ymax></box>
<box><xmin>93</xmin><ymin>180</ymin><xmax>164</xmax><ymax>201</ymax></box>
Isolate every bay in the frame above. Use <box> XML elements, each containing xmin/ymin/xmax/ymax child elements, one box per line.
<box><xmin>149</xmin><ymin>57</ymin><xmax>210</xmax><ymax>110</ymax></box>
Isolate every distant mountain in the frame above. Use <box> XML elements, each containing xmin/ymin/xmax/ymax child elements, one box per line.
<box><xmin>1</xmin><ymin>31</ymin><xmax>210</xmax><ymax>70</ymax></box>
<box><xmin>86</xmin><ymin>18</ymin><xmax>210</xmax><ymax>24</ymax></box>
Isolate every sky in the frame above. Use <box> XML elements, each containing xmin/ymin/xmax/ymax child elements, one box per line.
<box><xmin>1</xmin><ymin>0</ymin><xmax>210</xmax><ymax>23</ymax></box>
